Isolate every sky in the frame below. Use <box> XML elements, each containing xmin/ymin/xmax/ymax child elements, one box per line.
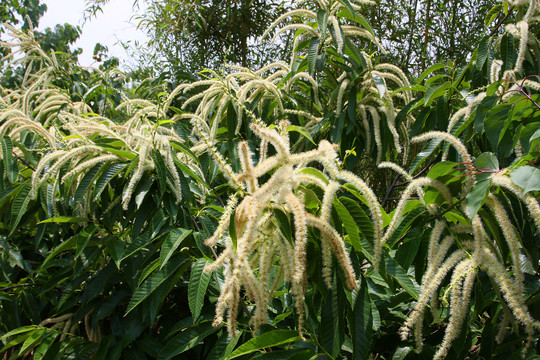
<box><xmin>38</xmin><ymin>0</ymin><xmax>149</xmax><ymax>69</ymax></box>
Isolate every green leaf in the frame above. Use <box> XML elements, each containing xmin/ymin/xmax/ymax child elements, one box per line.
<box><xmin>466</xmin><ymin>180</ymin><xmax>491</xmax><ymax>220</ymax></box>
<box><xmin>392</xmin><ymin>347</ymin><xmax>412</xmax><ymax>360</ymax></box>
<box><xmin>227</xmin><ymin>330</ymin><xmax>302</xmax><ymax>359</ymax></box>
<box><xmin>337</xmin><ymin>7</ymin><xmax>374</xmax><ymax>36</ymax></box>
<box><xmin>1</xmin><ymin>325</ymin><xmax>39</xmax><ymax>342</ymax></box>
<box><xmin>75</xmin><ymin>223</ymin><xmax>98</xmax><ymax>258</ymax></box>
<box><xmin>416</xmin><ymin>63</ymin><xmax>446</xmax><ymax>84</ymax></box>
<box><xmin>206</xmin><ymin>332</ymin><xmax>242</xmax><ymax>360</ymax></box>
<box><xmin>73</xmin><ymin>163</ymin><xmax>103</xmax><ymax>204</ymax></box>
<box><xmin>317</xmin><ymin>9</ymin><xmax>328</xmax><ymax>38</ymax></box>
<box><xmin>286</xmin><ymin>125</ymin><xmax>316</xmax><ymax>145</ymax></box>
<box><xmin>320</xmin><ymin>277</ymin><xmax>344</xmax><ymax>358</ymax></box>
<box><xmin>33</xmin><ymin>332</ymin><xmax>60</xmax><ymax>360</ymax></box>
<box><xmin>160</xmin><ymin>228</ymin><xmax>192</xmax><ymax>269</ymax></box>
<box><xmin>385</xmin><ymin>257</ymin><xmax>419</xmax><ymax>300</ymax></box>
<box><xmin>334</xmin><ymin>198</ymin><xmax>362</xmax><ymax>252</ymax></box>
<box><xmin>510</xmin><ymin>166</ymin><xmax>540</xmax><ymax>195</ymax></box>
<box><xmin>473</xmin><ymin>95</ymin><xmax>497</xmax><ymax>134</ymax></box>
<box><xmin>519</xmin><ymin>122</ymin><xmax>540</xmax><ymax>153</ymax></box>
<box><xmin>93</xmin><ymin>162</ymin><xmax>127</xmax><ymax>200</ymax></box>
<box><xmin>158</xmin><ymin>322</ymin><xmax>217</xmax><ymax>360</ymax></box>
<box><xmin>121</xmin><ymin>231</ymin><xmax>153</xmax><ymax>261</ymax></box>
<box><xmin>125</xmin><ymin>256</ymin><xmax>190</xmax><ymax>315</ymax></box>
<box><xmin>349</xmin><ymin>278</ymin><xmax>372</xmax><ymax>360</ymax></box>
<box><xmin>474</xmin><ymin>152</ymin><xmax>499</xmax><ymax>181</ymax></box>
<box><xmin>188</xmin><ymin>258</ymin><xmax>212</xmax><ymax>320</ymax></box>
<box><xmin>424</xmin><ymin>81</ymin><xmax>451</xmax><ymax>104</ymax></box>
<box><xmin>18</xmin><ymin>328</ymin><xmax>48</xmax><ymax>356</ymax></box>
<box><xmin>485</xmin><ymin>4</ymin><xmax>502</xmax><ymax>26</ymax></box>
<box><xmin>500</xmin><ymin>33</ymin><xmax>514</xmax><ymax>72</ymax></box>
<box><xmin>1</xmin><ymin>135</ymin><xmax>16</xmax><ymax>183</ymax></box>
<box><xmin>98</xmin><ymin>146</ymin><xmax>136</xmax><ymax>160</ymax></box>
<box><xmin>299</xmin><ymin>167</ymin><xmax>329</xmax><ymax>185</ymax></box>
<box><xmin>409</xmin><ymin>138</ymin><xmax>443</xmax><ymax>174</ymax></box>
<box><xmin>477</xmin><ymin>36</ymin><xmax>491</xmax><ymax>70</ymax></box>
<box><xmin>10</xmin><ymin>181</ymin><xmax>32</xmax><ymax>234</ymax></box>
<box><xmin>484</xmin><ymin>104</ymin><xmax>511</xmax><ymax>149</ymax></box>
<box><xmin>308</xmin><ymin>37</ymin><xmax>320</xmax><ymax>74</ymax></box>
<box><xmin>42</xmin><ymin>236</ymin><xmax>78</xmax><ymax>267</ymax></box>
<box><xmin>152</xmin><ymin>149</ymin><xmax>168</xmax><ymax>194</ymax></box>
<box><xmin>38</xmin><ymin>216</ymin><xmax>88</xmax><ymax>224</ymax></box>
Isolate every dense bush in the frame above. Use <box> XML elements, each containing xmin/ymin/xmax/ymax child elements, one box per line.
<box><xmin>0</xmin><ymin>0</ymin><xmax>539</xmax><ymax>359</ymax></box>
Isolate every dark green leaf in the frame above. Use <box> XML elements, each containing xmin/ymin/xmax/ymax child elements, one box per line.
<box><xmin>160</xmin><ymin>228</ymin><xmax>192</xmax><ymax>269</ymax></box>
<box><xmin>227</xmin><ymin>330</ymin><xmax>302</xmax><ymax>359</ymax></box>
<box><xmin>466</xmin><ymin>180</ymin><xmax>491</xmax><ymax>219</ymax></box>
<box><xmin>385</xmin><ymin>257</ymin><xmax>419</xmax><ymax>299</ymax></box>
<box><xmin>188</xmin><ymin>258</ymin><xmax>211</xmax><ymax>320</ymax></box>
<box><xmin>125</xmin><ymin>256</ymin><xmax>190</xmax><ymax>315</ymax></box>
<box><xmin>158</xmin><ymin>322</ymin><xmax>217</xmax><ymax>360</ymax></box>
<box><xmin>349</xmin><ymin>277</ymin><xmax>372</xmax><ymax>360</ymax></box>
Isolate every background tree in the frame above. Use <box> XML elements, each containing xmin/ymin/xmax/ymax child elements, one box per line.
<box><xmin>370</xmin><ymin>0</ymin><xmax>497</xmax><ymax>75</ymax></box>
<box><xmin>135</xmin><ymin>0</ymin><xmax>291</xmax><ymax>80</ymax></box>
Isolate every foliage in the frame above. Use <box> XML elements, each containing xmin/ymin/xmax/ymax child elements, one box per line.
<box><xmin>370</xmin><ymin>0</ymin><xmax>498</xmax><ymax>75</ymax></box>
<box><xmin>0</xmin><ymin>0</ymin><xmax>539</xmax><ymax>360</ymax></box>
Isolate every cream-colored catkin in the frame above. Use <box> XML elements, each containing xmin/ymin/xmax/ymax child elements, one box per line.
<box><xmin>400</xmin><ymin>250</ymin><xmax>467</xmax><ymax>341</ymax></box>
<box><xmin>485</xmin><ymin>194</ymin><xmax>524</xmax><ymax>296</ymax></box>
<box><xmin>412</xmin><ymin>131</ymin><xmax>474</xmax><ymax>192</ymax></box>
<box><xmin>434</xmin><ymin>260</ymin><xmax>475</xmax><ymax>359</ymax></box>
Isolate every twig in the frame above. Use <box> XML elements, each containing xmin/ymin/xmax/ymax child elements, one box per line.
<box><xmin>0</xmin><ymin>283</ymin><xmax>36</xmax><ymax>292</ymax></box>
<box><xmin>490</xmin><ymin>6</ymin><xmax>514</xmax><ymax>36</ymax></box>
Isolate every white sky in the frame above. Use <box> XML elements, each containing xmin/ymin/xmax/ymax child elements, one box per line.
<box><xmin>38</xmin><ymin>0</ymin><xmax>149</xmax><ymax>69</ymax></box>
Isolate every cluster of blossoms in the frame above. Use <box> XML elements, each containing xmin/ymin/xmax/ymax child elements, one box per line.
<box><xmin>0</xmin><ymin>24</ymin><xmax>205</xmax><ymax>219</ymax></box>
<box><xmin>200</xmin><ymin>119</ymin><xmax>382</xmax><ymax>336</ymax></box>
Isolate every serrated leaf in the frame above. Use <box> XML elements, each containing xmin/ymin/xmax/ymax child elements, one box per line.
<box><xmin>317</xmin><ymin>9</ymin><xmax>328</xmax><ymax>38</ymax></box>
<box><xmin>286</xmin><ymin>125</ymin><xmax>315</xmax><ymax>145</ymax></box>
<box><xmin>125</xmin><ymin>256</ymin><xmax>189</xmax><ymax>315</ymax></box>
<box><xmin>308</xmin><ymin>37</ymin><xmax>320</xmax><ymax>74</ymax></box>
<box><xmin>385</xmin><ymin>257</ymin><xmax>419</xmax><ymax>299</ymax></box>
<box><xmin>299</xmin><ymin>167</ymin><xmax>329</xmax><ymax>185</ymax></box>
<box><xmin>42</xmin><ymin>235</ymin><xmax>78</xmax><ymax>267</ymax></box>
<box><xmin>152</xmin><ymin>149</ymin><xmax>168</xmax><ymax>194</ymax></box>
<box><xmin>75</xmin><ymin>223</ymin><xmax>98</xmax><ymax>259</ymax></box>
<box><xmin>158</xmin><ymin>322</ymin><xmax>217</xmax><ymax>360</ymax></box>
<box><xmin>350</xmin><ymin>278</ymin><xmax>372</xmax><ymax>360</ymax></box>
<box><xmin>510</xmin><ymin>165</ymin><xmax>540</xmax><ymax>195</ymax></box>
<box><xmin>10</xmin><ymin>181</ymin><xmax>32</xmax><ymax>234</ymax></box>
<box><xmin>416</xmin><ymin>63</ymin><xmax>446</xmax><ymax>84</ymax></box>
<box><xmin>227</xmin><ymin>330</ymin><xmax>302</xmax><ymax>359</ymax></box>
<box><xmin>320</xmin><ymin>277</ymin><xmax>343</xmax><ymax>358</ymax></box>
<box><xmin>474</xmin><ymin>152</ymin><xmax>499</xmax><ymax>181</ymax></box>
<box><xmin>1</xmin><ymin>325</ymin><xmax>39</xmax><ymax>342</ymax></box>
<box><xmin>18</xmin><ymin>328</ymin><xmax>48</xmax><ymax>356</ymax></box>
<box><xmin>73</xmin><ymin>163</ymin><xmax>103</xmax><ymax>204</ymax></box>
<box><xmin>121</xmin><ymin>231</ymin><xmax>153</xmax><ymax>261</ymax></box>
<box><xmin>160</xmin><ymin>228</ymin><xmax>192</xmax><ymax>269</ymax></box>
<box><xmin>38</xmin><ymin>216</ymin><xmax>88</xmax><ymax>224</ymax></box>
<box><xmin>1</xmin><ymin>135</ymin><xmax>16</xmax><ymax>183</ymax></box>
<box><xmin>466</xmin><ymin>179</ymin><xmax>491</xmax><ymax>220</ymax></box>
<box><xmin>334</xmin><ymin>198</ymin><xmax>361</xmax><ymax>251</ymax></box>
<box><xmin>206</xmin><ymin>332</ymin><xmax>242</xmax><ymax>360</ymax></box>
<box><xmin>477</xmin><ymin>36</ymin><xmax>491</xmax><ymax>69</ymax></box>
<box><xmin>188</xmin><ymin>258</ymin><xmax>211</xmax><ymax>320</ymax></box>
<box><xmin>409</xmin><ymin>138</ymin><xmax>443</xmax><ymax>174</ymax></box>
<box><xmin>484</xmin><ymin>104</ymin><xmax>511</xmax><ymax>149</ymax></box>
<box><xmin>93</xmin><ymin>162</ymin><xmax>127</xmax><ymax>200</ymax></box>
